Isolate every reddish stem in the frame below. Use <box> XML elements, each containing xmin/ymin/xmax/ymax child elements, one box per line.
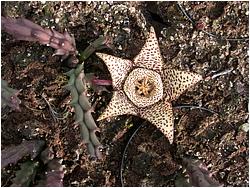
<box><xmin>92</xmin><ymin>79</ymin><xmax>112</xmax><ymax>86</ymax></box>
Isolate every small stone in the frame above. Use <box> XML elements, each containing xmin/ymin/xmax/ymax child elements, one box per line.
<box><xmin>55</xmin><ymin>18</ymin><xmax>60</xmax><ymax>23</ymax></box>
<box><xmin>239</xmin><ymin>123</ymin><xmax>249</xmax><ymax>132</ymax></box>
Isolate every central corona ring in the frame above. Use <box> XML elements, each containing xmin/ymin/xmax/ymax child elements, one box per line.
<box><xmin>123</xmin><ymin>68</ymin><xmax>163</xmax><ymax>108</ymax></box>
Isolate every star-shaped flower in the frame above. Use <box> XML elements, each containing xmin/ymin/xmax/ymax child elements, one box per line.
<box><xmin>96</xmin><ymin>27</ymin><xmax>202</xmax><ymax>144</ymax></box>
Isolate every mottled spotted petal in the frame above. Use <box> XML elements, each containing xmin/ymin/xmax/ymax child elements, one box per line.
<box><xmin>133</xmin><ymin>27</ymin><xmax>163</xmax><ymax>73</ymax></box>
<box><xmin>97</xmin><ymin>91</ymin><xmax>138</xmax><ymax>121</ymax></box>
<box><xmin>163</xmin><ymin>69</ymin><xmax>203</xmax><ymax>101</ymax></box>
<box><xmin>140</xmin><ymin>101</ymin><xmax>174</xmax><ymax>144</ymax></box>
<box><xmin>96</xmin><ymin>53</ymin><xmax>133</xmax><ymax>90</ymax></box>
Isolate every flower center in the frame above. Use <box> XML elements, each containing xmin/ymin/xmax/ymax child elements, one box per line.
<box><xmin>123</xmin><ymin>68</ymin><xmax>163</xmax><ymax>108</ymax></box>
<box><xmin>135</xmin><ymin>77</ymin><xmax>155</xmax><ymax>97</ymax></box>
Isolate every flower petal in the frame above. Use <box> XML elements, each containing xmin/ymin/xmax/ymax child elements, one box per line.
<box><xmin>96</xmin><ymin>53</ymin><xmax>133</xmax><ymax>90</ymax></box>
<box><xmin>97</xmin><ymin>91</ymin><xmax>138</xmax><ymax>121</ymax></box>
<box><xmin>163</xmin><ymin>69</ymin><xmax>203</xmax><ymax>101</ymax></box>
<box><xmin>139</xmin><ymin>101</ymin><xmax>174</xmax><ymax>144</ymax></box>
<box><xmin>133</xmin><ymin>27</ymin><xmax>163</xmax><ymax>73</ymax></box>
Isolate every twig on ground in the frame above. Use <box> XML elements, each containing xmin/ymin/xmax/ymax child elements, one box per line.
<box><xmin>176</xmin><ymin>2</ymin><xmax>249</xmax><ymax>42</ymax></box>
<box><xmin>173</xmin><ymin>104</ymin><xmax>218</xmax><ymax>114</ymax></box>
<box><xmin>120</xmin><ymin>122</ymin><xmax>146</xmax><ymax>187</ymax></box>
<box><xmin>205</xmin><ymin>67</ymin><xmax>234</xmax><ymax>81</ymax></box>
<box><xmin>41</xmin><ymin>93</ymin><xmax>68</xmax><ymax>121</ymax></box>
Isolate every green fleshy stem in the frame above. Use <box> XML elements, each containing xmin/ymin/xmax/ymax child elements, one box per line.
<box><xmin>87</xmin><ymin>142</ymin><xmax>96</xmax><ymax>158</ymax></box>
<box><xmin>65</xmin><ymin>71</ymin><xmax>76</xmax><ymax>86</ymax></box>
<box><xmin>73</xmin><ymin>103</ymin><xmax>84</xmax><ymax>123</ymax></box>
<box><xmin>75</xmin><ymin>72</ymin><xmax>87</xmax><ymax>92</ymax></box>
<box><xmin>64</xmin><ymin>35</ymin><xmax>113</xmax><ymax>159</ymax></box>
<box><xmin>67</xmin><ymin>86</ymin><xmax>79</xmax><ymax>104</ymax></box>
<box><xmin>79</xmin><ymin>121</ymin><xmax>90</xmax><ymax>144</ymax></box>
<box><xmin>87</xmin><ymin>142</ymin><xmax>102</xmax><ymax>159</ymax></box>
<box><xmin>11</xmin><ymin>160</ymin><xmax>39</xmax><ymax>186</ymax></box>
<box><xmin>79</xmin><ymin>36</ymin><xmax>113</xmax><ymax>62</ymax></box>
<box><xmin>84</xmin><ymin>110</ymin><xmax>98</xmax><ymax>130</ymax></box>
<box><xmin>90</xmin><ymin>130</ymin><xmax>101</xmax><ymax>146</ymax></box>
<box><xmin>1</xmin><ymin>79</ymin><xmax>21</xmax><ymax>111</ymax></box>
<box><xmin>79</xmin><ymin>93</ymin><xmax>91</xmax><ymax>111</ymax></box>
<box><xmin>66</xmin><ymin>65</ymin><xmax>102</xmax><ymax>159</ymax></box>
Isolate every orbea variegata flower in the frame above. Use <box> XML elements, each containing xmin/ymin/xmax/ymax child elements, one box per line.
<box><xmin>96</xmin><ymin>27</ymin><xmax>202</xmax><ymax>144</ymax></box>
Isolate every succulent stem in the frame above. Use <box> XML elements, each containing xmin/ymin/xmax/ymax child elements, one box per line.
<box><xmin>65</xmin><ymin>35</ymin><xmax>113</xmax><ymax>159</ymax></box>
<box><xmin>66</xmin><ymin>66</ymin><xmax>102</xmax><ymax>159</ymax></box>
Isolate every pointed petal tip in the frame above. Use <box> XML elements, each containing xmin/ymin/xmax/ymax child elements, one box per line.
<box><xmin>149</xmin><ymin>26</ymin><xmax>155</xmax><ymax>33</ymax></box>
<box><xmin>133</xmin><ymin>26</ymin><xmax>163</xmax><ymax>72</ymax></box>
<box><xmin>193</xmin><ymin>73</ymin><xmax>203</xmax><ymax>84</ymax></box>
<box><xmin>160</xmin><ymin>127</ymin><xmax>174</xmax><ymax>144</ymax></box>
<box><xmin>96</xmin><ymin>115</ymin><xmax>106</xmax><ymax>122</ymax></box>
<box><xmin>95</xmin><ymin>52</ymin><xmax>105</xmax><ymax>58</ymax></box>
<box><xmin>196</xmin><ymin>73</ymin><xmax>203</xmax><ymax>80</ymax></box>
<box><xmin>95</xmin><ymin>52</ymin><xmax>113</xmax><ymax>63</ymax></box>
<box><xmin>163</xmin><ymin>69</ymin><xmax>203</xmax><ymax>101</ymax></box>
<box><xmin>140</xmin><ymin>101</ymin><xmax>174</xmax><ymax>144</ymax></box>
<box><xmin>167</xmin><ymin>132</ymin><xmax>174</xmax><ymax>144</ymax></box>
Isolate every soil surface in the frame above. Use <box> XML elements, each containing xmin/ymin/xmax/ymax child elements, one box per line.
<box><xmin>1</xmin><ymin>1</ymin><xmax>249</xmax><ymax>187</ymax></box>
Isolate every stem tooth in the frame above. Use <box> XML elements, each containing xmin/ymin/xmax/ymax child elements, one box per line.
<box><xmin>64</xmin><ymin>69</ymin><xmax>75</xmax><ymax>76</ymax></box>
<box><xmin>63</xmin><ymin>71</ymin><xmax>76</xmax><ymax>88</ymax></box>
<box><xmin>74</xmin><ymin>64</ymin><xmax>84</xmax><ymax>76</ymax></box>
<box><xmin>68</xmin><ymin>73</ymin><xmax>76</xmax><ymax>86</ymax></box>
<box><xmin>68</xmin><ymin>86</ymin><xmax>79</xmax><ymax>104</ymax></box>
